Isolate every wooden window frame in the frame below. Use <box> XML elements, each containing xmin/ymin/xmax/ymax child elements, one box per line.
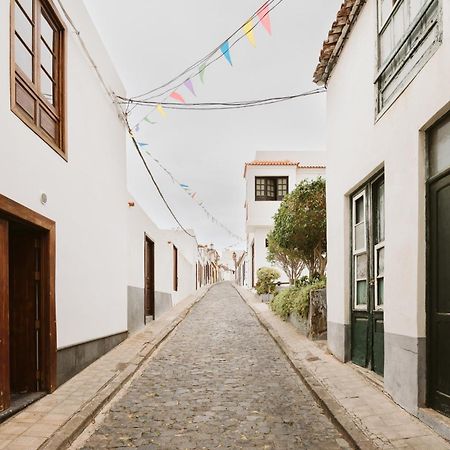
<box><xmin>255</xmin><ymin>176</ymin><xmax>289</xmax><ymax>202</ymax></box>
<box><xmin>10</xmin><ymin>0</ymin><xmax>67</xmax><ymax>159</ymax></box>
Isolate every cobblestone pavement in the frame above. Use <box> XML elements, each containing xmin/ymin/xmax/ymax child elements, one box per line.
<box><xmin>79</xmin><ymin>283</ymin><xmax>352</xmax><ymax>449</ymax></box>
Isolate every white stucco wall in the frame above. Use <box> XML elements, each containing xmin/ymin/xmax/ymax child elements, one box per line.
<box><xmin>0</xmin><ymin>0</ymin><xmax>131</xmax><ymax>349</ymax></box>
<box><xmin>326</xmin><ymin>0</ymin><xmax>450</xmax><ymax>341</ymax></box>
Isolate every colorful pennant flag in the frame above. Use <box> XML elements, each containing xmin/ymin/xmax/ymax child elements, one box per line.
<box><xmin>135</xmin><ymin>123</ymin><xmax>140</xmax><ymax>132</ymax></box>
<box><xmin>156</xmin><ymin>104</ymin><xmax>167</xmax><ymax>118</ymax></box>
<box><xmin>144</xmin><ymin>116</ymin><xmax>158</xmax><ymax>125</ymax></box>
<box><xmin>243</xmin><ymin>20</ymin><xmax>256</xmax><ymax>47</ymax></box>
<box><xmin>257</xmin><ymin>2</ymin><xmax>272</xmax><ymax>35</ymax></box>
<box><xmin>138</xmin><ymin>142</ymin><xmax>149</xmax><ymax>147</ymax></box>
<box><xmin>170</xmin><ymin>91</ymin><xmax>186</xmax><ymax>103</ymax></box>
<box><xmin>180</xmin><ymin>183</ymin><xmax>189</xmax><ymax>189</ymax></box>
<box><xmin>184</xmin><ymin>79</ymin><xmax>196</xmax><ymax>96</ymax></box>
<box><xmin>220</xmin><ymin>41</ymin><xmax>232</xmax><ymax>66</ymax></box>
<box><xmin>199</xmin><ymin>63</ymin><xmax>207</xmax><ymax>83</ymax></box>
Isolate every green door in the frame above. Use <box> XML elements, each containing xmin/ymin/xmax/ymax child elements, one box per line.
<box><xmin>351</xmin><ymin>174</ymin><xmax>385</xmax><ymax>376</ymax></box>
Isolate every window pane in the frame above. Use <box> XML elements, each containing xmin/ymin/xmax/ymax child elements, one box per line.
<box><xmin>374</xmin><ymin>180</ymin><xmax>385</xmax><ymax>243</ymax></box>
<box><xmin>41</xmin><ymin>13</ymin><xmax>54</xmax><ymax>49</ymax></box>
<box><xmin>277</xmin><ymin>178</ymin><xmax>288</xmax><ymax>198</ymax></box>
<box><xmin>377</xmin><ymin>247</ymin><xmax>385</xmax><ymax>277</ymax></box>
<box><xmin>429</xmin><ymin>114</ymin><xmax>450</xmax><ymax>178</ymax></box>
<box><xmin>41</xmin><ymin>42</ymin><xmax>54</xmax><ymax>77</ymax></box>
<box><xmin>354</xmin><ymin>223</ymin><xmax>365</xmax><ymax>251</ymax></box>
<box><xmin>266</xmin><ymin>179</ymin><xmax>275</xmax><ymax>198</ymax></box>
<box><xmin>355</xmin><ymin>196</ymin><xmax>365</xmax><ymax>223</ymax></box>
<box><xmin>15</xmin><ymin>36</ymin><xmax>33</xmax><ymax>80</ymax></box>
<box><xmin>40</xmin><ymin>69</ymin><xmax>54</xmax><ymax>104</ymax></box>
<box><xmin>356</xmin><ymin>254</ymin><xmax>368</xmax><ymax>279</ymax></box>
<box><xmin>17</xmin><ymin>0</ymin><xmax>33</xmax><ymax>19</ymax></box>
<box><xmin>15</xmin><ymin>4</ymin><xmax>33</xmax><ymax>49</ymax></box>
<box><xmin>356</xmin><ymin>280</ymin><xmax>368</xmax><ymax>306</ymax></box>
<box><xmin>377</xmin><ymin>278</ymin><xmax>384</xmax><ymax>306</ymax></box>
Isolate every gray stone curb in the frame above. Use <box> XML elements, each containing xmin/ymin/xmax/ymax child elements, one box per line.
<box><xmin>39</xmin><ymin>286</ymin><xmax>212</xmax><ymax>450</ymax></box>
<box><xmin>233</xmin><ymin>284</ymin><xmax>376</xmax><ymax>450</ymax></box>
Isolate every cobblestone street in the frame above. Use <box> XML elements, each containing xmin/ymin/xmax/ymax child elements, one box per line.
<box><xmin>77</xmin><ymin>283</ymin><xmax>351</xmax><ymax>449</ymax></box>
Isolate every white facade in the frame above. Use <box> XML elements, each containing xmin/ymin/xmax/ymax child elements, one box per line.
<box><xmin>244</xmin><ymin>151</ymin><xmax>326</xmax><ymax>287</ymax></box>
<box><xmin>0</xmin><ymin>0</ymin><xmax>199</xmax><ymax>399</ymax></box>
<box><xmin>318</xmin><ymin>0</ymin><xmax>450</xmax><ymax>419</ymax></box>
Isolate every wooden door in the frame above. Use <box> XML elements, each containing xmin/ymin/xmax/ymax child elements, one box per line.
<box><xmin>0</xmin><ymin>219</ymin><xmax>10</xmax><ymax>410</ymax></box>
<box><xmin>9</xmin><ymin>226</ymin><xmax>41</xmax><ymax>394</ymax></box>
<box><xmin>428</xmin><ymin>171</ymin><xmax>450</xmax><ymax>416</ymax></box>
<box><xmin>144</xmin><ymin>236</ymin><xmax>155</xmax><ymax>319</ymax></box>
<box><xmin>351</xmin><ymin>174</ymin><xmax>385</xmax><ymax>376</ymax></box>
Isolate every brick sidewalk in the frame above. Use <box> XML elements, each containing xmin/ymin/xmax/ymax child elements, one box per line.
<box><xmin>0</xmin><ymin>286</ymin><xmax>211</xmax><ymax>450</ymax></box>
<box><xmin>235</xmin><ymin>285</ymin><xmax>450</xmax><ymax>450</ymax></box>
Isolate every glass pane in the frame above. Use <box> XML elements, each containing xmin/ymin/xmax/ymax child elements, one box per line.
<box><xmin>40</xmin><ymin>69</ymin><xmax>54</xmax><ymax>104</ymax></box>
<box><xmin>355</xmin><ymin>196</ymin><xmax>365</xmax><ymax>224</ymax></box>
<box><xmin>267</xmin><ymin>179</ymin><xmax>275</xmax><ymax>198</ymax></box>
<box><xmin>17</xmin><ymin>0</ymin><xmax>33</xmax><ymax>19</ymax></box>
<box><xmin>377</xmin><ymin>247</ymin><xmax>385</xmax><ymax>277</ymax></box>
<box><xmin>15</xmin><ymin>4</ymin><xmax>33</xmax><ymax>49</ymax></box>
<box><xmin>354</xmin><ymin>223</ymin><xmax>365</xmax><ymax>251</ymax></box>
<box><xmin>15</xmin><ymin>36</ymin><xmax>33</xmax><ymax>80</ymax></box>
<box><xmin>41</xmin><ymin>13</ymin><xmax>54</xmax><ymax>49</ymax></box>
<box><xmin>41</xmin><ymin>42</ymin><xmax>54</xmax><ymax>77</ymax></box>
<box><xmin>374</xmin><ymin>180</ymin><xmax>385</xmax><ymax>243</ymax></box>
<box><xmin>356</xmin><ymin>254</ymin><xmax>367</xmax><ymax>279</ymax></box>
<box><xmin>377</xmin><ymin>278</ymin><xmax>384</xmax><ymax>306</ymax></box>
<box><xmin>356</xmin><ymin>280</ymin><xmax>368</xmax><ymax>306</ymax></box>
<box><xmin>379</xmin><ymin>0</ymin><xmax>392</xmax><ymax>29</ymax></box>
<box><xmin>429</xmin><ymin>114</ymin><xmax>450</xmax><ymax>178</ymax></box>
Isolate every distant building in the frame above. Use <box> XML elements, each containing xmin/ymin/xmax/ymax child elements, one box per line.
<box><xmin>197</xmin><ymin>244</ymin><xmax>221</xmax><ymax>287</ymax></box>
<box><xmin>244</xmin><ymin>151</ymin><xmax>326</xmax><ymax>287</ymax></box>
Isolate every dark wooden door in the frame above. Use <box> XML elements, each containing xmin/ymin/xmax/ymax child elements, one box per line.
<box><xmin>429</xmin><ymin>171</ymin><xmax>450</xmax><ymax>416</ymax></box>
<box><xmin>0</xmin><ymin>219</ymin><xmax>10</xmax><ymax>410</ymax></box>
<box><xmin>351</xmin><ymin>175</ymin><xmax>385</xmax><ymax>376</ymax></box>
<box><xmin>144</xmin><ymin>236</ymin><xmax>155</xmax><ymax>319</ymax></box>
<box><xmin>9</xmin><ymin>225</ymin><xmax>41</xmax><ymax>394</ymax></box>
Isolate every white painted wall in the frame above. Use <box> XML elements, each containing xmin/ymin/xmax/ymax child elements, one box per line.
<box><xmin>326</xmin><ymin>0</ymin><xmax>450</xmax><ymax>341</ymax></box>
<box><xmin>0</xmin><ymin>0</ymin><xmax>130</xmax><ymax>349</ymax></box>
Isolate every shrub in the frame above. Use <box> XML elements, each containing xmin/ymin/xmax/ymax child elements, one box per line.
<box><xmin>270</xmin><ymin>279</ymin><xmax>326</xmax><ymax>320</ymax></box>
<box><xmin>255</xmin><ymin>267</ymin><xmax>280</xmax><ymax>295</ymax></box>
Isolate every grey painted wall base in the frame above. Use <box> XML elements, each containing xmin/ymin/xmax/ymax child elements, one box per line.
<box><xmin>128</xmin><ymin>286</ymin><xmax>145</xmax><ymax>335</ymax></box>
<box><xmin>155</xmin><ymin>291</ymin><xmax>172</xmax><ymax>317</ymax></box>
<box><xmin>384</xmin><ymin>332</ymin><xmax>426</xmax><ymax>414</ymax></box>
<box><xmin>327</xmin><ymin>321</ymin><xmax>351</xmax><ymax>362</ymax></box>
<box><xmin>288</xmin><ymin>312</ymin><xmax>308</xmax><ymax>336</ymax></box>
<box><xmin>57</xmin><ymin>331</ymin><xmax>128</xmax><ymax>387</ymax></box>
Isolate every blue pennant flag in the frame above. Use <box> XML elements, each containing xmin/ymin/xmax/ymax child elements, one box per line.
<box><xmin>138</xmin><ymin>142</ymin><xmax>149</xmax><ymax>147</ymax></box>
<box><xmin>220</xmin><ymin>41</ymin><xmax>232</xmax><ymax>66</ymax></box>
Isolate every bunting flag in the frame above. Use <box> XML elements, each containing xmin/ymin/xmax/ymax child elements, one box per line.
<box><xmin>138</xmin><ymin>142</ymin><xmax>149</xmax><ymax>147</ymax></box>
<box><xmin>184</xmin><ymin>79</ymin><xmax>196</xmax><ymax>96</ymax></box>
<box><xmin>135</xmin><ymin>123</ymin><xmax>140</xmax><ymax>132</ymax></box>
<box><xmin>220</xmin><ymin>41</ymin><xmax>232</xmax><ymax>66</ymax></box>
<box><xmin>144</xmin><ymin>116</ymin><xmax>158</xmax><ymax>125</ymax></box>
<box><xmin>243</xmin><ymin>20</ymin><xmax>256</xmax><ymax>47</ymax></box>
<box><xmin>156</xmin><ymin>104</ymin><xmax>167</xmax><ymax>117</ymax></box>
<box><xmin>169</xmin><ymin>91</ymin><xmax>186</xmax><ymax>103</ymax></box>
<box><xmin>199</xmin><ymin>63</ymin><xmax>207</xmax><ymax>83</ymax></box>
<box><xmin>180</xmin><ymin>183</ymin><xmax>189</xmax><ymax>189</ymax></box>
<box><xmin>257</xmin><ymin>2</ymin><xmax>272</xmax><ymax>35</ymax></box>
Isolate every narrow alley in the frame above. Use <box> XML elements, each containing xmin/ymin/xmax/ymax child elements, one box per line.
<box><xmin>74</xmin><ymin>283</ymin><xmax>351</xmax><ymax>450</ymax></box>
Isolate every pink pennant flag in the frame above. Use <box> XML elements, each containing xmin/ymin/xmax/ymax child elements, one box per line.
<box><xmin>257</xmin><ymin>2</ymin><xmax>272</xmax><ymax>35</ymax></box>
<box><xmin>184</xmin><ymin>79</ymin><xmax>196</xmax><ymax>96</ymax></box>
<box><xmin>170</xmin><ymin>91</ymin><xmax>186</xmax><ymax>103</ymax></box>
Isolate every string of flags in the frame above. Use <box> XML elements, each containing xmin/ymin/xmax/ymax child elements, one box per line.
<box><xmin>135</xmin><ymin>142</ymin><xmax>245</xmax><ymax>243</ymax></box>
<box><xmin>126</xmin><ymin>0</ymin><xmax>276</xmax><ymax>128</ymax></box>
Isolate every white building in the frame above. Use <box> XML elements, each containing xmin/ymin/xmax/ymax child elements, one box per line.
<box><xmin>244</xmin><ymin>151</ymin><xmax>326</xmax><ymax>287</ymax></box>
<box><xmin>314</xmin><ymin>0</ymin><xmax>450</xmax><ymax>424</ymax></box>
<box><xmin>0</xmin><ymin>0</ymin><xmax>198</xmax><ymax>415</ymax></box>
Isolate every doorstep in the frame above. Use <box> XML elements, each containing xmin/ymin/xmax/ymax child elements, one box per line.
<box><xmin>0</xmin><ymin>286</ymin><xmax>211</xmax><ymax>450</ymax></box>
<box><xmin>234</xmin><ymin>284</ymin><xmax>450</xmax><ymax>450</ymax></box>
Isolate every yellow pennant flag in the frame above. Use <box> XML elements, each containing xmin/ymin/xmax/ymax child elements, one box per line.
<box><xmin>243</xmin><ymin>20</ymin><xmax>256</xmax><ymax>47</ymax></box>
<box><xmin>156</xmin><ymin>104</ymin><xmax>167</xmax><ymax>118</ymax></box>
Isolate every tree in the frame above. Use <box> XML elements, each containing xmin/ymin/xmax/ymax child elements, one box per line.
<box><xmin>271</xmin><ymin>178</ymin><xmax>327</xmax><ymax>279</ymax></box>
<box><xmin>267</xmin><ymin>232</ymin><xmax>305</xmax><ymax>285</ymax></box>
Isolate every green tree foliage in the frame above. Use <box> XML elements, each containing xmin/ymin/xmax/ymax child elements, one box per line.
<box><xmin>255</xmin><ymin>267</ymin><xmax>280</xmax><ymax>295</ymax></box>
<box><xmin>266</xmin><ymin>232</ymin><xmax>304</xmax><ymax>285</ymax></box>
<box><xmin>271</xmin><ymin>177</ymin><xmax>327</xmax><ymax>279</ymax></box>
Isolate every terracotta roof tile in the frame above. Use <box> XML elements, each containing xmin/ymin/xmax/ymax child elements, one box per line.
<box><xmin>313</xmin><ymin>0</ymin><xmax>365</xmax><ymax>86</ymax></box>
<box><xmin>243</xmin><ymin>161</ymin><xmax>325</xmax><ymax>177</ymax></box>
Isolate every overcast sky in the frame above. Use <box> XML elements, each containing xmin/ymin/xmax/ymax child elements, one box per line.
<box><xmin>83</xmin><ymin>0</ymin><xmax>341</xmax><ymax>250</ymax></box>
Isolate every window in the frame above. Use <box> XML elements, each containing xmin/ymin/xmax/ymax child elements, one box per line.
<box><xmin>352</xmin><ymin>192</ymin><xmax>368</xmax><ymax>308</ymax></box>
<box><xmin>255</xmin><ymin>177</ymin><xmax>288</xmax><ymax>201</ymax></box>
<box><xmin>11</xmin><ymin>0</ymin><xmax>66</xmax><ymax>158</ymax></box>
<box><xmin>376</xmin><ymin>0</ymin><xmax>441</xmax><ymax>114</ymax></box>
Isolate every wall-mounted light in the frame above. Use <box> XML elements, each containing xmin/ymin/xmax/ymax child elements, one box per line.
<box><xmin>40</xmin><ymin>193</ymin><xmax>48</xmax><ymax>205</ymax></box>
<box><xmin>128</xmin><ymin>201</ymin><xmax>135</xmax><ymax>207</ymax></box>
